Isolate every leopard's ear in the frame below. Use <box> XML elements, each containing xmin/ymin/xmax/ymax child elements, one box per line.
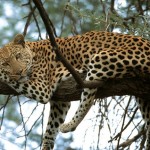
<box><xmin>13</xmin><ymin>34</ymin><xmax>25</xmax><ymax>47</ymax></box>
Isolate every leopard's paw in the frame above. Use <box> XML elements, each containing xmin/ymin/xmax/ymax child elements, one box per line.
<box><xmin>59</xmin><ymin>122</ymin><xmax>76</xmax><ymax>133</ymax></box>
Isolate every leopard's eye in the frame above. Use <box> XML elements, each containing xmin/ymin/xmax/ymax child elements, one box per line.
<box><xmin>2</xmin><ymin>62</ymin><xmax>10</xmax><ymax>67</ymax></box>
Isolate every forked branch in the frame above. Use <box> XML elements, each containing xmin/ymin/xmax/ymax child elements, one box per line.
<box><xmin>32</xmin><ymin>0</ymin><xmax>104</xmax><ymax>89</ymax></box>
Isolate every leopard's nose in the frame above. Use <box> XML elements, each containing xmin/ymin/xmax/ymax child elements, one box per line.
<box><xmin>27</xmin><ymin>69</ymin><xmax>32</xmax><ymax>77</ymax></box>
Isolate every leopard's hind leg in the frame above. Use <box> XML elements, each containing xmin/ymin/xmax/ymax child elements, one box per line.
<box><xmin>59</xmin><ymin>88</ymin><xmax>97</xmax><ymax>133</ymax></box>
<box><xmin>59</xmin><ymin>69</ymin><xmax>97</xmax><ymax>133</ymax></box>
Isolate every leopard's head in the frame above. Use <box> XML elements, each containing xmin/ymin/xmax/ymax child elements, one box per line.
<box><xmin>0</xmin><ymin>34</ymin><xmax>34</xmax><ymax>81</ymax></box>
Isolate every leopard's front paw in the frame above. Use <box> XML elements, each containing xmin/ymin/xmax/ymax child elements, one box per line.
<box><xmin>42</xmin><ymin>139</ymin><xmax>54</xmax><ymax>150</ymax></box>
<box><xmin>59</xmin><ymin>122</ymin><xmax>76</xmax><ymax>133</ymax></box>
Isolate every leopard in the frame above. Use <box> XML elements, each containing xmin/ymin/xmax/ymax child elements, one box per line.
<box><xmin>1</xmin><ymin>31</ymin><xmax>150</xmax><ymax>150</ymax></box>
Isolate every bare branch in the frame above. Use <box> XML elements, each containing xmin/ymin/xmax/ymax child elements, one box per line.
<box><xmin>32</xmin><ymin>0</ymin><xmax>85</xmax><ymax>88</ymax></box>
<box><xmin>17</xmin><ymin>97</ymin><xmax>27</xmax><ymax>149</ymax></box>
<box><xmin>23</xmin><ymin>3</ymin><xmax>36</xmax><ymax>37</ymax></box>
<box><xmin>0</xmin><ymin>96</ymin><xmax>11</xmax><ymax>129</ymax></box>
<box><xmin>118</xmin><ymin>127</ymin><xmax>146</xmax><ymax>149</ymax></box>
<box><xmin>116</xmin><ymin>96</ymin><xmax>132</xmax><ymax>150</ymax></box>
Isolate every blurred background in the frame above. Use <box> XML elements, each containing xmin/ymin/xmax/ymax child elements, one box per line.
<box><xmin>0</xmin><ymin>0</ymin><xmax>150</xmax><ymax>150</ymax></box>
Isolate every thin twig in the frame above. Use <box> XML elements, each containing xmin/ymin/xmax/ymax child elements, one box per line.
<box><xmin>17</xmin><ymin>97</ymin><xmax>27</xmax><ymax>150</ymax></box>
<box><xmin>109</xmin><ymin>106</ymin><xmax>139</xmax><ymax>143</ymax></box>
<box><xmin>118</xmin><ymin>127</ymin><xmax>146</xmax><ymax>149</ymax></box>
<box><xmin>23</xmin><ymin>3</ymin><xmax>36</xmax><ymax>36</ymax></box>
<box><xmin>0</xmin><ymin>96</ymin><xmax>11</xmax><ymax>129</ymax></box>
<box><xmin>116</xmin><ymin>96</ymin><xmax>132</xmax><ymax>150</ymax></box>
<box><xmin>29</xmin><ymin>1</ymin><xmax>42</xmax><ymax>39</ymax></box>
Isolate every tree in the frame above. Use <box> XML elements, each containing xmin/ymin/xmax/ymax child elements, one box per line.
<box><xmin>0</xmin><ymin>0</ymin><xmax>150</xmax><ymax>150</ymax></box>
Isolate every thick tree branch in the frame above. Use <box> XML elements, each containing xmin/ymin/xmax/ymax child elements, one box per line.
<box><xmin>1</xmin><ymin>74</ymin><xmax>150</xmax><ymax>102</ymax></box>
<box><xmin>53</xmin><ymin>75</ymin><xmax>150</xmax><ymax>101</ymax></box>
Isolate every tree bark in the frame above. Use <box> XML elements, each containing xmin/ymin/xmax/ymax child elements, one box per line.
<box><xmin>1</xmin><ymin>73</ymin><xmax>150</xmax><ymax>102</ymax></box>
